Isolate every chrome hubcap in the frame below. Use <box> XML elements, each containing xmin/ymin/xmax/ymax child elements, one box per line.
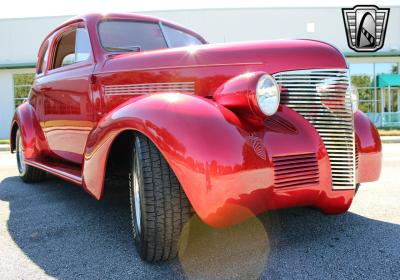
<box><xmin>17</xmin><ymin>134</ymin><xmax>26</xmax><ymax>174</ymax></box>
<box><xmin>133</xmin><ymin>148</ymin><xmax>142</xmax><ymax>235</ymax></box>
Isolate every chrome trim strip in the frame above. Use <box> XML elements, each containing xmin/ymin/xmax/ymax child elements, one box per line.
<box><xmin>25</xmin><ymin>159</ymin><xmax>82</xmax><ymax>185</ymax></box>
<box><xmin>273</xmin><ymin>68</ymin><xmax>356</xmax><ymax>190</ymax></box>
<box><xmin>104</xmin><ymin>81</ymin><xmax>195</xmax><ymax>96</ymax></box>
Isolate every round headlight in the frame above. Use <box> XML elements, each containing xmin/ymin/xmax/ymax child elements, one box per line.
<box><xmin>256</xmin><ymin>74</ymin><xmax>280</xmax><ymax>116</ymax></box>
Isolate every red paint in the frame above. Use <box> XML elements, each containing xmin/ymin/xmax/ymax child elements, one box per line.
<box><xmin>354</xmin><ymin>110</ymin><xmax>382</xmax><ymax>183</ymax></box>
<box><xmin>11</xmin><ymin>13</ymin><xmax>381</xmax><ymax>228</ymax></box>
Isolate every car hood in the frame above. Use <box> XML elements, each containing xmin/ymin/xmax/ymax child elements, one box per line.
<box><xmin>100</xmin><ymin>39</ymin><xmax>347</xmax><ymax>97</ymax></box>
<box><xmin>103</xmin><ymin>39</ymin><xmax>346</xmax><ymax>74</ymax></box>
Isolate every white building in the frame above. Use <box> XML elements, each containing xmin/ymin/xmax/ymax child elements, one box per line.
<box><xmin>1</xmin><ymin>6</ymin><xmax>400</xmax><ymax>138</ymax></box>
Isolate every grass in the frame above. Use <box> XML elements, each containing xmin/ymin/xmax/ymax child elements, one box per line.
<box><xmin>378</xmin><ymin>129</ymin><xmax>400</xmax><ymax>136</ymax></box>
<box><xmin>0</xmin><ymin>139</ymin><xmax>10</xmax><ymax>144</ymax></box>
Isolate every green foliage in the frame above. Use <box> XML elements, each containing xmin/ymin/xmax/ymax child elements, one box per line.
<box><xmin>14</xmin><ymin>73</ymin><xmax>35</xmax><ymax>108</ymax></box>
<box><xmin>14</xmin><ymin>73</ymin><xmax>35</xmax><ymax>85</ymax></box>
<box><xmin>391</xmin><ymin>64</ymin><xmax>399</xmax><ymax>74</ymax></box>
<box><xmin>351</xmin><ymin>75</ymin><xmax>374</xmax><ymax>113</ymax></box>
<box><xmin>351</xmin><ymin>75</ymin><xmax>372</xmax><ymax>88</ymax></box>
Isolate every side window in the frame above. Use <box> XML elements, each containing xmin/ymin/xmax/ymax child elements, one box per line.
<box><xmin>163</xmin><ymin>25</ymin><xmax>204</xmax><ymax>48</ymax></box>
<box><xmin>75</xmin><ymin>28</ymin><xmax>91</xmax><ymax>62</ymax></box>
<box><xmin>52</xmin><ymin>29</ymin><xmax>76</xmax><ymax>69</ymax></box>
<box><xmin>62</xmin><ymin>53</ymin><xmax>75</xmax><ymax>67</ymax></box>
<box><xmin>37</xmin><ymin>41</ymin><xmax>49</xmax><ymax>74</ymax></box>
<box><xmin>52</xmin><ymin>27</ymin><xmax>91</xmax><ymax>70</ymax></box>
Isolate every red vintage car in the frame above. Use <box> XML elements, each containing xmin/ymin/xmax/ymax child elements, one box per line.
<box><xmin>10</xmin><ymin>13</ymin><xmax>381</xmax><ymax>261</ymax></box>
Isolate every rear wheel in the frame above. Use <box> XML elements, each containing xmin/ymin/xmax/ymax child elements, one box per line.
<box><xmin>16</xmin><ymin>129</ymin><xmax>46</xmax><ymax>182</ymax></box>
<box><xmin>129</xmin><ymin>134</ymin><xmax>191</xmax><ymax>262</ymax></box>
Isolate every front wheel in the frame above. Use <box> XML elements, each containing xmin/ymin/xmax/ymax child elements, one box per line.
<box><xmin>129</xmin><ymin>134</ymin><xmax>191</xmax><ymax>262</ymax></box>
<box><xmin>16</xmin><ymin>129</ymin><xmax>46</xmax><ymax>182</ymax></box>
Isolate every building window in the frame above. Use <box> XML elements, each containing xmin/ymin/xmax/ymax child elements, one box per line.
<box><xmin>349</xmin><ymin>63</ymin><xmax>374</xmax><ymax>113</ymax></box>
<box><xmin>375</xmin><ymin>63</ymin><xmax>398</xmax><ymax>75</ymax></box>
<box><xmin>350</xmin><ymin>62</ymin><xmax>400</xmax><ymax>128</ymax></box>
<box><xmin>13</xmin><ymin>73</ymin><xmax>35</xmax><ymax>109</ymax></box>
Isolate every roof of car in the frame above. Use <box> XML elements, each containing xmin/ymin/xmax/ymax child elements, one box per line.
<box><xmin>43</xmin><ymin>12</ymin><xmax>206</xmax><ymax>45</ymax></box>
<box><xmin>57</xmin><ymin>13</ymin><xmax>161</xmax><ymax>32</ymax></box>
<box><xmin>35</xmin><ymin>12</ymin><xmax>207</xmax><ymax>61</ymax></box>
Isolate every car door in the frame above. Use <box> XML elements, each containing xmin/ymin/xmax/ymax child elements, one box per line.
<box><xmin>39</xmin><ymin>23</ymin><xmax>95</xmax><ymax>164</ymax></box>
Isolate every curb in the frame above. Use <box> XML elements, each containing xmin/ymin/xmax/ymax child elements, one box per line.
<box><xmin>381</xmin><ymin>136</ymin><xmax>400</xmax><ymax>144</ymax></box>
<box><xmin>0</xmin><ymin>145</ymin><xmax>10</xmax><ymax>152</ymax></box>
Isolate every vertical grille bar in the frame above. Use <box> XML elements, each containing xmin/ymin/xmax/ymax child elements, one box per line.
<box><xmin>273</xmin><ymin>69</ymin><xmax>356</xmax><ymax>190</ymax></box>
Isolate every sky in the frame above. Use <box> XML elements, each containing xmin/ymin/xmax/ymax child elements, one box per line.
<box><xmin>1</xmin><ymin>0</ymin><xmax>399</xmax><ymax>19</ymax></box>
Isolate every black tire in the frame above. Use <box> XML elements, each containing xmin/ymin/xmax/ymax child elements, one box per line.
<box><xmin>129</xmin><ymin>134</ymin><xmax>191</xmax><ymax>262</ymax></box>
<box><xmin>16</xmin><ymin>129</ymin><xmax>46</xmax><ymax>183</ymax></box>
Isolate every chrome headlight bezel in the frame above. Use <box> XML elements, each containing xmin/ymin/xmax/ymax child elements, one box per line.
<box><xmin>255</xmin><ymin>74</ymin><xmax>280</xmax><ymax>116</ymax></box>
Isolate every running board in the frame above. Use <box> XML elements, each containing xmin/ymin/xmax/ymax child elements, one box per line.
<box><xmin>25</xmin><ymin>159</ymin><xmax>83</xmax><ymax>186</ymax></box>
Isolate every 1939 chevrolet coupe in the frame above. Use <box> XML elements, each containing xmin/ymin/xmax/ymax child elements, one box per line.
<box><xmin>10</xmin><ymin>13</ymin><xmax>381</xmax><ymax>261</ymax></box>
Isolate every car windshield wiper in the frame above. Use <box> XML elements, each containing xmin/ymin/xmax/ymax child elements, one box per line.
<box><xmin>106</xmin><ymin>46</ymin><xmax>141</xmax><ymax>53</ymax></box>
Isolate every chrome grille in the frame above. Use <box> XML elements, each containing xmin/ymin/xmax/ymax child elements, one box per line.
<box><xmin>272</xmin><ymin>153</ymin><xmax>319</xmax><ymax>188</ymax></box>
<box><xmin>273</xmin><ymin>69</ymin><xmax>355</xmax><ymax>190</ymax></box>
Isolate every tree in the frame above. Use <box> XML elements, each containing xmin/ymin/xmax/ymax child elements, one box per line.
<box><xmin>351</xmin><ymin>75</ymin><xmax>372</xmax><ymax>88</ymax></box>
<box><xmin>351</xmin><ymin>75</ymin><xmax>373</xmax><ymax>113</ymax></box>
<box><xmin>391</xmin><ymin>64</ymin><xmax>398</xmax><ymax>74</ymax></box>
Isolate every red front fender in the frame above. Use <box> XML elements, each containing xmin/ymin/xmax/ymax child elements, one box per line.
<box><xmin>354</xmin><ymin>110</ymin><xmax>382</xmax><ymax>183</ymax></box>
<box><xmin>82</xmin><ymin>93</ymin><xmax>247</xmax><ymax>203</ymax></box>
<box><xmin>83</xmin><ymin>93</ymin><xmax>357</xmax><ymax>227</ymax></box>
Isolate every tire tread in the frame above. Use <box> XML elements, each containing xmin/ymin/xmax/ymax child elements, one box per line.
<box><xmin>134</xmin><ymin>134</ymin><xmax>191</xmax><ymax>262</ymax></box>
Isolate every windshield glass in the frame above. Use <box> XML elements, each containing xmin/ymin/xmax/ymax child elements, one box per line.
<box><xmin>99</xmin><ymin>20</ymin><xmax>167</xmax><ymax>51</ymax></box>
<box><xmin>98</xmin><ymin>20</ymin><xmax>204</xmax><ymax>52</ymax></box>
<box><xmin>163</xmin><ymin>24</ymin><xmax>204</xmax><ymax>48</ymax></box>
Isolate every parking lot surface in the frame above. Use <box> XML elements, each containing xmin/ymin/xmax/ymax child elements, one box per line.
<box><xmin>0</xmin><ymin>144</ymin><xmax>399</xmax><ymax>279</ymax></box>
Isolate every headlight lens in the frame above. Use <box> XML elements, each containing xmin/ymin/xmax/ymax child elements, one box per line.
<box><xmin>256</xmin><ymin>74</ymin><xmax>280</xmax><ymax>116</ymax></box>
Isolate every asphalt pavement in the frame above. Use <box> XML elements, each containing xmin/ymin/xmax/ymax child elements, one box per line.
<box><xmin>0</xmin><ymin>144</ymin><xmax>399</xmax><ymax>279</ymax></box>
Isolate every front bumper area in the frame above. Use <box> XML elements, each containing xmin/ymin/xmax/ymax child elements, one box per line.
<box><xmin>191</xmin><ymin>107</ymin><xmax>381</xmax><ymax>227</ymax></box>
<box><xmin>354</xmin><ymin>110</ymin><xmax>382</xmax><ymax>183</ymax></box>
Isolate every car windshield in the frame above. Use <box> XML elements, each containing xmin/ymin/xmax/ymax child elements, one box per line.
<box><xmin>98</xmin><ymin>20</ymin><xmax>204</xmax><ymax>52</ymax></box>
